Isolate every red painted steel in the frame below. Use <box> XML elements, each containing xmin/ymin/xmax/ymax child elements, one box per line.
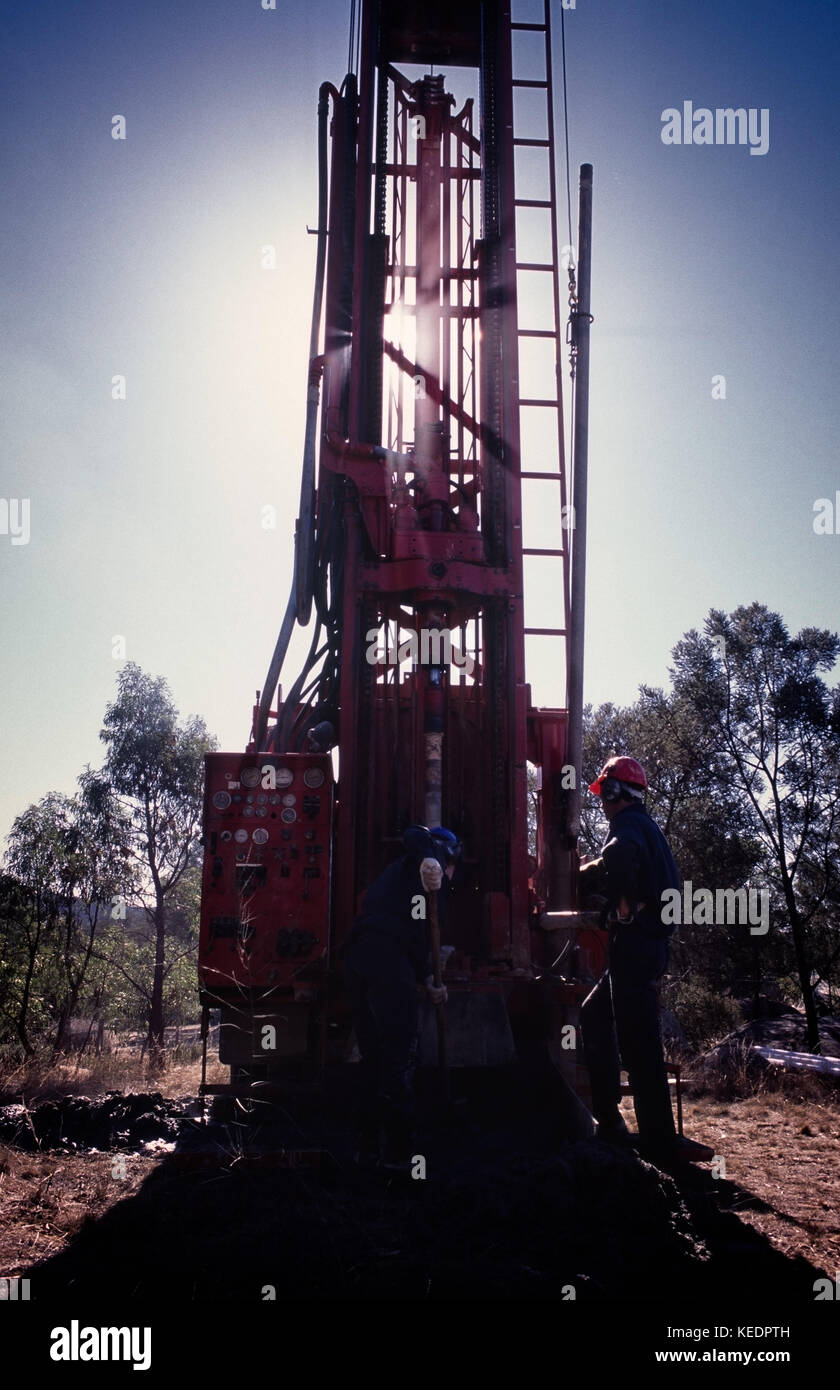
<box><xmin>198</xmin><ymin>753</ymin><xmax>333</xmax><ymax>993</ymax></box>
<box><xmin>199</xmin><ymin>1</ymin><xmax>581</xmax><ymax>1083</ymax></box>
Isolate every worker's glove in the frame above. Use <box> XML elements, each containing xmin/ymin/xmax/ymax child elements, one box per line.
<box><xmin>419</xmin><ymin>857</ymin><xmax>443</xmax><ymax>892</ymax></box>
<box><xmin>425</xmin><ymin>976</ymin><xmax>448</xmax><ymax>1006</ymax></box>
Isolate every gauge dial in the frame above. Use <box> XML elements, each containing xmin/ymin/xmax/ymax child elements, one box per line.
<box><xmin>303</xmin><ymin>767</ymin><xmax>325</xmax><ymax>788</ymax></box>
<box><xmin>212</xmin><ymin>790</ymin><xmax>232</xmax><ymax>810</ymax></box>
<box><xmin>240</xmin><ymin>766</ymin><xmax>261</xmax><ymax>788</ymax></box>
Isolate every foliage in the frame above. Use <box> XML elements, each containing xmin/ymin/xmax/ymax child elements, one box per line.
<box><xmin>580</xmin><ymin>603</ymin><xmax>840</xmax><ymax>1053</ymax></box>
<box><xmin>98</xmin><ymin>663</ymin><xmax>215</xmax><ymax>1067</ymax></box>
<box><xmin>659</xmin><ymin>975</ymin><xmax>743</xmax><ymax>1052</ymax></box>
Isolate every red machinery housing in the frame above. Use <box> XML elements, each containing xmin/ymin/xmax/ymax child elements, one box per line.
<box><xmin>199</xmin><ymin>0</ymin><xmax>600</xmax><ymax>1099</ymax></box>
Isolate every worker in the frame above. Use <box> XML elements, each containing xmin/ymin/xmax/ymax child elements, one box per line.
<box><xmin>341</xmin><ymin>824</ymin><xmax>460</xmax><ymax>1171</ymax></box>
<box><xmin>579</xmin><ymin>756</ymin><xmax>714</xmax><ymax>1166</ymax></box>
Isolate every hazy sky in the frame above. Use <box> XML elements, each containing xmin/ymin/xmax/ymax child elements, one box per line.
<box><xmin>2</xmin><ymin>0</ymin><xmax>838</xmax><ymax>841</ymax></box>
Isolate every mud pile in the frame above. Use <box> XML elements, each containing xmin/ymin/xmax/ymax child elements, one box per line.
<box><xmin>1</xmin><ymin>1072</ymin><xmax>825</xmax><ymax>1300</ymax></box>
<box><xmin>0</xmin><ymin>1092</ymin><xmax>196</xmax><ymax>1152</ymax></box>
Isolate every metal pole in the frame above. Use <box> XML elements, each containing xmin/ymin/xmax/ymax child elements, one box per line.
<box><xmin>566</xmin><ymin>163</ymin><xmax>593</xmax><ymax>845</ymax></box>
<box><xmin>427</xmin><ymin>892</ymin><xmax>449</xmax><ymax>1101</ymax></box>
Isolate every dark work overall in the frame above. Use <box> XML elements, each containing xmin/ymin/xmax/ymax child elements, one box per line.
<box><xmin>580</xmin><ymin>919</ymin><xmax>675</xmax><ymax>1143</ymax></box>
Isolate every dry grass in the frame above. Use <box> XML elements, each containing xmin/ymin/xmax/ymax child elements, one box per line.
<box><xmin>619</xmin><ymin>1089</ymin><xmax>840</xmax><ymax>1275</ymax></box>
<box><xmin>1</xmin><ymin>1053</ymin><xmax>837</xmax><ymax>1291</ymax></box>
<box><xmin>683</xmin><ymin>1038</ymin><xmax>840</xmax><ymax>1105</ymax></box>
<box><xmin>0</xmin><ymin>1051</ymin><xmax>226</xmax><ymax>1105</ymax></box>
<box><xmin>0</xmin><ymin>1143</ymin><xmax>156</xmax><ymax>1278</ymax></box>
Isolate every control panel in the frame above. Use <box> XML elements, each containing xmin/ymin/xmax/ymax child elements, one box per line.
<box><xmin>198</xmin><ymin>751</ymin><xmax>334</xmax><ymax>991</ymax></box>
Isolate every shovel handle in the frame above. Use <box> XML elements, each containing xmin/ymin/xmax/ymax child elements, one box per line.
<box><xmin>427</xmin><ymin>891</ymin><xmax>448</xmax><ymax>1080</ymax></box>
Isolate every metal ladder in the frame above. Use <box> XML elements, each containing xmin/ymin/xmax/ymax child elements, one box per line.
<box><xmin>511</xmin><ymin>0</ymin><xmax>572</xmax><ymax>660</ymax></box>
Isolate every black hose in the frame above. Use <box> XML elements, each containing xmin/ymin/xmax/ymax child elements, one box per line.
<box><xmin>295</xmin><ymin>83</ymin><xmax>333</xmax><ymax>626</ymax></box>
<box><xmin>254</xmin><ymin>84</ymin><xmax>336</xmax><ymax>751</ymax></box>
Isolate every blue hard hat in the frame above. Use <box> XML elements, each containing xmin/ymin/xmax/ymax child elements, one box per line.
<box><xmin>429</xmin><ymin>826</ymin><xmax>461</xmax><ymax>859</ymax></box>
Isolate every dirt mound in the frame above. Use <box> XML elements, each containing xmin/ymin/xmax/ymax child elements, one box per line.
<box><xmin>0</xmin><ymin>1092</ymin><xmax>196</xmax><ymax>1152</ymax></box>
<box><xmin>2</xmin><ymin>1068</ymin><xmax>827</xmax><ymax>1301</ymax></box>
<box><xmin>18</xmin><ymin>1132</ymin><xmax>714</xmax><ymax>1300</ymax></box>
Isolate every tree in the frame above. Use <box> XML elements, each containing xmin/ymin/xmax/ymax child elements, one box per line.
<box><xmin>670</xmin><ymin>604</ymin><xmax>840</xmax><ymax>1051</ymax></box>
<box><xmin>2</xmin><ymin>782</ymin><xmax>133</xmax><ymax>1054</ymax></box>
<box><xmin>0</xmin><ymin>873</ymin><xmax>51</xmax><ymax>1053</ymax></box>
<box><xmin>97</xmin><ymin>851</ymin><xmax>203</xmax><ymax>1047</ymax></box>
<box><xmin>98</xmin><ymin>664</ymin><xmax>215</xmax><ymax>1071</ymax></box>
<box><xmin>50</xmin><ymin>774</ymin><xmax>134</xmax><ymax>1053</ymax></box>
<box><xmin>4</xmin><ymin>797</ymin><xmax>68</xmax><ymax>1052</ymax></box>
<box><xmin>582</xmin><ymin>690</ymin><xmax>769</xmax><ymax>1018</ymax></box>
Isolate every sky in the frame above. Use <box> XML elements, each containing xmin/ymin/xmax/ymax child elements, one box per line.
<box><xmin>1</xmin><ymin>0</ymin><xmax>839</xmax><ymax>842</ymax></box>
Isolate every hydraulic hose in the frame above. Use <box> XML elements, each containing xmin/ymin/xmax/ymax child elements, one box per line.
<box><xmin>295</xmin><ymin>82</ymin><xmax>334</xmax><ymax>626</ymax></box>
<box><xmin>254</xmin><ymin>83</ymin><xmax>337</xmax><ymax>752</ymax></box>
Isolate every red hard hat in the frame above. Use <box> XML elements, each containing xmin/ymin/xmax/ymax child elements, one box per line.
<box><xmin>588</xmin><ymin>756</ymin><xmax>648</xmax><ymax>795</ymax></box>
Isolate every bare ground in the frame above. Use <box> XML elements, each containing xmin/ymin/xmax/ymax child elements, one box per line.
<box><xmin>0</xmin><ymin>1057</ymin><xmax>836</xmax><ymax>1302</ymax></box>
<box><xmin>670</xmin><ymin>1093</ymin><xmax>840</xmax><ymax>1276</ymax></box>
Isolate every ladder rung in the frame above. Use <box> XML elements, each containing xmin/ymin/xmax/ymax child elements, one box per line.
<box><xmin>515</xmin><ymin>198</ymin><xmax>552</xmax><ymax>208</ymax></box>
<box><xmin>523</xmin><ymin>548</ymin><xmax>565</xmax><ymax>556</ymax></box>
<box><xmin>519</xmin><ymin>398</ymin><xmax>559</xmax><ymax>408</ymax></box>
<box><xmin>513</xmin><ymin>138</ymin><xmax>550</xmax><ymax>148</ymax></box>
<box><xmin>525</xmin><ymin>627</ymin><xmax>566</xmax><ymax>636</ymax></box>
<box><xmin>516</xmin><ymin>262</ymin><xmax>554</xmax><ymax>272</ymax></box>
<box><xmin>521</xmin><ymin>472</ymin><xmax>563</xmax><ymax>480</ymax></box>
<box><xmin>512</xmin><ymin>79</ymin><xmax>549</xmax><ymax>89</ymax></box>
<box><xmin>511</xmin><ymin>23</ymin><xmax>546</xmax><ymax>31</ymax></box>
<box><xmin>518</xmin><ymin>328</ymin><xmax>556</xmax><ymax>338</ymax></box>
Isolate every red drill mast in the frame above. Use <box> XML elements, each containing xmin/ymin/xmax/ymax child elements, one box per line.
<box><xmin>199</xmin><ymin>0</ymin><xmax>596</xmax><ymax>1099</ymax></box>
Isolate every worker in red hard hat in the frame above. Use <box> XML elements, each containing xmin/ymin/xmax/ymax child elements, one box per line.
<box><xmin>579</xmin><ymin>756</ymin><xmax>714</xmax><ymax>1167</ymax></box>
<box><xmin>587</xmin><ymin>755</ymin><xmax>648</xmax><ymax>799</ymax></box>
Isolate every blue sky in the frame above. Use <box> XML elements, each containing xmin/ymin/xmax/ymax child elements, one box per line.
<box><xmin>1</xmin><ymin>0</ymin><xmax>838</xmax><ymax>841</ymax></box>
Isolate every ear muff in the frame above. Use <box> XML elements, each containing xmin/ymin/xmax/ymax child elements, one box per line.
<box><xmin>600</xmin><ymin>777</ymin><xmax>645</xmax><ymax>804</ymax></box>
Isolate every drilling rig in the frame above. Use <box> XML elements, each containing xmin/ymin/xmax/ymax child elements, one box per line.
<box><xmin>197</xmin><ymin>0</ymin><xmax>600</xmax><ymax>1120</ymax></box>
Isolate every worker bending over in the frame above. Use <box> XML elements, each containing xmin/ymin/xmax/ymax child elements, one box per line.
<box><xmin>579</xmin><ymin>757</ymin><xmax>714</xmax><ymax>1166</ymax></box>
<box><xmin>341</xmin><ymin>825</ymin><xmax>460</xmax><ymax>1171</ymax></box>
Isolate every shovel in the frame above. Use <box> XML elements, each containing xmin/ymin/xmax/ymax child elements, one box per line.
<box><xmin>427</xmin><ymin>890</ymin><xmax>450</xmax><ymax>1102</ymax></box>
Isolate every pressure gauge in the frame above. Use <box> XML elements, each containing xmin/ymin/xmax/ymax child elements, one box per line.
<box><xmin>276</xmin><ymin>767</ymin><xmax>294</xmax><ymax>788</ymax></box>
<box><xmin>252</xmin><ymin>828</ymin><xmax>269</xmax><ymax>845</ymax></box>
<box><xmin>281</xmin><ymin>808</ymin><xmax>297</xmax><ymax>824</ymax></box>
<box><xmin>303</xmin><ymin>768</ymin><xmax>325</xmax><ymax>789</ymax></box>
<box><xmin>240</xmin><ymin>766</ymin><xmax>261</xmax><ymax>788</ymax></box>
<box><xmin>234</xmin><ymin>829</ymin><xmax>248</xmax><ymax>844</ymax></box>
<box><xmin>282</xmin><ymin>793</ymin><xmax>296</xmax><ymax>807</ymax></box>
<box><xmin>212</xmin><ymin>790</ymin><xmax>232</xmax><ymax>810</ymax></box>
